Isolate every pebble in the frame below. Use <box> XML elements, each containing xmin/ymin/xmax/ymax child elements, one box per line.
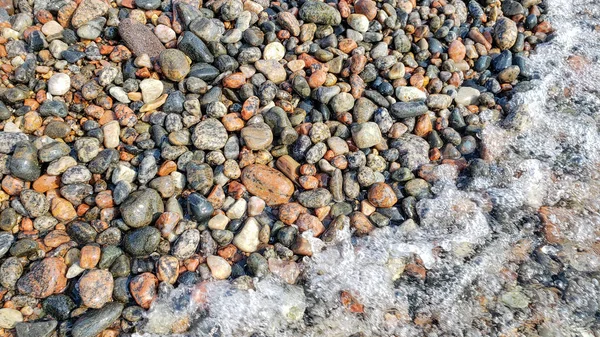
<box><xmin>139</xmin><ymin>78</ymin><xmax>164</xmax><ymax>103</ymax></box>
<box><xmin>79</xmin><ymin>269</ymin><xmax>113</xmax><ymax>308</ymax></box>
<box><xmin>241</xmin><ymin>122</ymin><xmax>273</xmax><ymax>150</ymax></box>
<box><xmin>299</xmin><ymin>1</ymin><xmax>341</xmax><ymax>25</ymax></box>
<box><xmin>192</xmin><ymin>118</ymin><xmax>228</xmax><ymax>150</ymax></box>
<box><xmin>130</xmin><ymin>272</ymin><xmax>158</xmax><ymax>309</ymax></box>
<box><xmin>241</xmin><ymin>164</ymin><xmax>294</xmax><ymax>206</ymax></box>
<box><xmin>160</xmin><ymin>49</ymin><xmax>190</xmax><ymax>82</ymax></box>
<box><xmin>15</xmin><ymin>320</ymin><xmax>57</xmax><ymax>337</ymax></box>
<box><xmin>47</xmin><ymin>73</ymin><xmax>71</xmax><ymax>96</ymax></box>
<box><xmin>351</xmin><ymin>122</ymin><xmax>382</xmax><ymax>148</ymax></box>
<box><xmin>263</xmin><ymin>42</ymin><xmax>285</xmax><ymax>61</ymax></box>
<box><xmin>0</xmin><ymin>308</ymin><xmax>23</xmax><ymax>329</ymax></box>
<box><xmin>207</xmin><ymin>255</ymin><xmax>231</xmax><ymax>279</ymax></box>
<box><xmin>120</xmin><ymin>189</ymin><xmax>164</xmax><ymax>228</ymax></box>
<box><xmin>71</xmin><ymin>302</ymin><xmax>123</xmax><ymax>337</ymax></box>
<box><xmin>118</xmin><ymin>18</ymin><xmax>165</xmax><ymax>58</ymax></box>
<box><xmin>17</xmin><ymin>257</ymin><xmax>67</xmax><ymax>298</ymax></box>
<box><xmin>233</xmin><ymin>217</ymin><xmax>261</xmax><ymax>253</ymax></box>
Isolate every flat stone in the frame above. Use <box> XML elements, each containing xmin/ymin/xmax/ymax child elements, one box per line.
<box><xmin>118</xmin><ymin>18</ymin><xmax>165</xmax><ymax>58</ymax></box>
<box><xmin>71</xmin><ymin>302</ymin><xmax>123</xmax><ymax>337</ymax></box>
<box><xmin>15</xmin><ymin>320</ymin><xmax>57</xmax><ymax>337</ymax></box>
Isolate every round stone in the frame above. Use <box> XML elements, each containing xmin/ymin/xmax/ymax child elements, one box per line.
<box><xmin>192</xmin><ymin>118</ymin><xmax>228</xmax><ymax>150</ymax></box>
<box><xmin>47</xmin><ymin>73</ymin><xmax>71</xmax><ymax>96</ymax></box>
<box><xmin>159</xmin><ymin>49</ymin><xmax>190</xmax><ymax>82</ymax></box>
<box><xmin>240</xmin><ymin>122</ymin><xmax>273</xmax><ymax>150</ymax></box>
<box><xmin>263</xmin><ymin>42</ymin><xmax>285</xmax><ymax>61</ymax></box>
<box><xmin>367</xmin><ymin>183</ymin><xmax>398</xmax><ymax>208</ymax></box>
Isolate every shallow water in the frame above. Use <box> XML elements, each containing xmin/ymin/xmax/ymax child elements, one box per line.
<box><xmin>138</xmin><ymin>0</ymin><xmax>600</xmax><ymax>335</ymax></box>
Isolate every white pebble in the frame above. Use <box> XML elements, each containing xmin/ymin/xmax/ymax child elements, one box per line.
<box><xmin>263</xmin><ymin>42</ymin><xmax>285</xmax><ymax>61</ymax></box>
<box><xmin>48</xmin><ymin>73</ymin><xmax>71</xmax><ymax>96</ymax></box>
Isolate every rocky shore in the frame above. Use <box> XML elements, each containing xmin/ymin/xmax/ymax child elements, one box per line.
<box><xmin>0</xmin><ymin>0</ymin><xmax>561</xmax><ymax>335</ymax></box>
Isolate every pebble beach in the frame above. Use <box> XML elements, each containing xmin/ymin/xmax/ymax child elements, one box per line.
<box><xmin>0</xmin><ymin>0</ymin><xmax>599</xmax><ymax>335</ymax></box>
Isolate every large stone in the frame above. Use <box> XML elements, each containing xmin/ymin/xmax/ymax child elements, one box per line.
<box><xmin>241</xmin><ymin>164</ymin><xmax>294</xmax><ymax>206</ymax></box>
<box><xmin>17</xmin><ymin>257</ymin><xmax>67</xmax><ymax>298</ymax></box>
<box><xmin>71</xmin><ymin>302</ymin><xmax>124</xmax><ymax>337</ymax></box>
<box><xmin>299</xmin><ymin>1</ymin><xmax>341</xmax><ymax>25</ymax></box>
<box><xmin>118</xmin><ymin>18</ymin><xmax>165</xmax><ymax>58</ymax></box>
<box><xmin>240</xmin><ymin>122</ymin><xmax>273</xmax><ymax>150</ymax></box>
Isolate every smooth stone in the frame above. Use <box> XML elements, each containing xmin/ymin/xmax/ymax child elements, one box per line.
<box><xmin>233</xmin><ymin>217</ymin><xmax>261</xmax><ymax>253</ymax></box>
<box><xmin>187</xmin><ymin>193</ymin><xmax>214</xmax><ymax>224</ymax></box>
<box><xmin>240</xmin><ymin>122</ymin><xmax>273</xmax><ymax>150</ymax></box>
<box><xmin>207</xmin><ymin>255</ymin><xmax>231</xmax><ymax>279</ymax></box>
<box><xmin>0</xmin><ymin>308</ymin><xmax>23</xmax><ymax>329</ymax></box>
<box><xmin>390</xmin><ymin>101</ymin><xmax>428</xmax><ymax>119</ymax></box>
<box><xmin>395</xmin><ymin>86</ymin><xmax>426</xmax><ymax>102</ymax></box>
<box><xmin>10</xmin><ymin>141</ymin><xmax>40</xmax><ymax>181</ymax></box>
<box><xmin>47</xmin><ymin>73</ymin><xmax>71</xmax><ymax>96</ymax></box>
<box><xmin>299</xmin><ymin>1</ymin><xmax>341</xmax><ymax>25</ymax></box>
<box><xmin>120</xmin><ymin>189</ymin><xmax>164</xmax><ymax>228</ymax></box>
<box><xmin>351</xmin><ymin>122</ymin><xmax>382</xmax><ymax>148</ymax></box>
<box><xmin>192</xmin><ymin>118</ymin><xmax>227</xmax><ymax>150</ymax></box>
<box><xmin>297</xmin><ymin>188</ymin><xmax>332</xmax><ymax>208</ymax></box>
<box><xmin>241</xmin><ymin>164</ymin><xmax>294</xmax><ymax>206</ymax></box>
<box><xmin>71</xmin><ymin>302</ymin><xmax>124</xmax><ymax>337</ymax></box>
<box><xmin>139</xmin><ymin>78</ymin><xmax>163</xmax><ymax>103</ymax></box>
<box><xmin>15</xmin><ymin>320</ymin><xmax>57</xmax><ymax>337</ymax></box>
<box><xmin>123</xmin><ymin>226</ymin><xmax>160</xmax><ymax>256</ymax></box>
<box><xmin>255</xmin><ymin>59</ymin><xmax>286</xmax><ymax>84</ymax></box>
<box><xmin>177</xmin><ymin>31</ymin><xmax>214</xmax><ymax>63</ymax></box>
<box><xmin>455</xmin><ymin>87</ymin><xmax>481</xmax><ymax>106</ymax></box>
<box><xmin>159</xmin><ymin>49</ymin><xmax>190</xmax><ymax>82</ymax></box>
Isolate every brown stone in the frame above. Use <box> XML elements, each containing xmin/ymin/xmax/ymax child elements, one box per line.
<box><xmin>2</xmin><ymin>175</ymin><xmax>26</xmax><ymax>195</ymax></box>
<box><xmin>222</xmin><ymin>72</ymin><xmax>246</xmax><ymax>89</ymax></box>
<box><xmin>241</xmin><ymin>164</ymin><xmax>294</xmax><ymax>206</ymax></box>
<box><xmin>33</xmin><ymin>175</ymin><xmax>60</xmax><ymax>193</ymax></box>
<box><xmin>367</xmin><ymin>183</ymin><xmax>398</xmax><ymax>208</ymax></box>
<box><xmin>79</xmin><ymin>269</ymin><xmax>113</xmax><ymax>308</ymax></box>
<box><xmin>118</xmin><ymin>18</ymin><xmax>165</xmax><ymax>58</ymax></box>
<box><xmin>80</xmin><ymin>245</ymin><xmax>101</xmax><ymax>269</ymax></box>
<box><xmin>448</xmin><ymin>40</ymin><xmax>466</xmax><ymax>62</ymax></box>
<box><xmin>17</xmin><ymin>257</ymin><xmax>67</xmax><ymax>298</ymax></box>
<box><xmin>350</xmin><ymin>211</ymin><xmax>375</xmax><ymax>235</ymax></box>
<box><xmin>295</xmin><ymin>213</ymin><xmax>325</xmax><ymax>237</ymax></box>
<box><xmin>413</xmin><ymin>114</ymin><xmax>432</xmax><ymax>137</ymax></box>
<box><xmin>354</xmin><ymin>0</ymin><xmax>377</xmax><ymax>20</ymax></box>
<box><xmin>130</xmin><ymin>272</ymin><xmax>158</xmax><ymax>309</ymax></box>
<box><xmin>276</xmin><ymin>155</ymin><xmax>300</xmax><ymax>183</ymax></box>
<box><xmin>278</xmin><ymin>202</ymin><xmax>307</xmax><ymax>225</ymax></box>
<box><xmin>43</xmin><ymin>230</ymin><xmax>71</xmax><ymax>248</ymax></box>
